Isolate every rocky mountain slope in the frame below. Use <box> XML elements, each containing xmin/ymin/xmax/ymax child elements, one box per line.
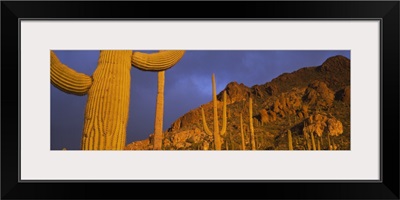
<box><xmin>125</xmin><ymin>55</ymin><xmax>350</xmax><ymax>150</ymax></box>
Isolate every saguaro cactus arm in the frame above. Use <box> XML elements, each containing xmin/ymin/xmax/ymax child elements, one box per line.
<box><xmin>201</xmin><ymin>108</ymin><xmax>213</xmax><ymax>136</ymax></box>
<box><xmin>50</xmin><ymin>51</ymin><xmax>93</xmax><ymax>95</ymax></box>
<box><xmin>131</xmin><ymin>50</ymin><xmax>185</xmax><ymax>71</ymax></box>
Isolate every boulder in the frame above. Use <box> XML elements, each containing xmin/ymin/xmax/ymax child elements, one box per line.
<box><xmin>303</xmin><ymin>80</ymin><xmax>335</xmax><ymax>107</ymax></box>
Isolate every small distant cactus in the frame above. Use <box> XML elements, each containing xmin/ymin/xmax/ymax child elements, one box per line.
<box><xmin>327</xmin><ymin>118</ymin><xmax>343</xmax><ymax>150</ymax></box>
<box><xmin>287</xmin><ymin>130</ymin><xmax>293</xmax><ymax>150</ymax></box>
<box><xmin>201</xmin><ymin>74</ymin><xmax>227</xmax><ymax>150</ymax></box>
<box><xmin>240</xmin><ymin>113</ymin><xmax>246</xmax><ymax>150</ymax></box>
<box><xmin>310</xmin><ymin>131</ymin><xmax>316</xmax><ymax>150</ymax></box>
<box><xmin>303</xmin><ymin>114</ymin><xmax>344</xmax><ymax>150</ymax></box>
<box><xmin>249</xmin><ymin>98</ymin><xmax>256</xmax><ymax>150</ymax></box>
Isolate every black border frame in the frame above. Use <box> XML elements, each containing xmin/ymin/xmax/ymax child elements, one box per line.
<box><xmin>2</xmin><ymin>1</ymin><xmax>399</xmax><ymax>199</ymax></box>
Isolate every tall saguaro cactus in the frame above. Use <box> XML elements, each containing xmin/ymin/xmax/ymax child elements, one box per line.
<box><xmin>51</xmin><ymin>50</ymin><xmax>185</xmax><ymax>150</ymax></box>
<box><xmin>153</xmin><ymin>70</ymin><xmax>165</xmax><ymax>150</ymax></box>
<box><xmin>201</xmin><ymin>74</ymin><xmax>227</xmax><ymax>150</ymax></box>
<box><xmin>240</xmin><ymin>113</ymin><xmax>245</xmax><ymax>150</ymax></box>
<box><xmin>249</xmin><ymin>98</ymin><xmax>256</xmax><ymax>150</ymax></box>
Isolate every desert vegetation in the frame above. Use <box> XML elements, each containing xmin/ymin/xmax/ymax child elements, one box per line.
<box><xmin>52</xmin><ymin>52</ymin><xmax>350</xmax><ymax>151</ymax></box>
<box><xmin>125</xmin><ymin>55</ymin><xmax>351</xmax><ymax>150</ymax></box>
<box><xmin>51</xmin><ymin>50</ymin><xmax>185</xmax><ymax>150</ymax></box>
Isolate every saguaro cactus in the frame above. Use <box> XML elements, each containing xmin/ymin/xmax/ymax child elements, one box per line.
<box><xmin>240</xmin><ymin>113</ymin><xmax>246</xmax><ymax>150</ymax></box>
<box><xmin>152</xmin><ymin>50</ymin><xmax>185</xmax><ymax>150</ymax></box>
<box><xmin>249</xmin><ymin>98</ymin><xmax>256</xmax><ymax>150</ymax></box>
<box><xmin>201</xmin><ymin>74</ymin><xmax>227</xmax><ymax>150</ymax></box>
<box><xmin>310</xmin><ymin>131</ymin><xmax>316</xmax><ymax>150</ymax></box>
<box><xmin>288</xmin><ymin>129</ymin><xmax>293</xmax><ymax>150</ymax></box>
<box><xmin>153</xmin><ymin>70</ymin><xmax>165</xmax><ymax>150</ymax></box>
<box><xmin>326</xmin><ymin>118</ymin><xmax>344</xmax><ymax>150</ymax></box>
<box><xmin>51</xmin><ymin>50</ymin><xmax>185</xmax><ymax>150</ymax></box>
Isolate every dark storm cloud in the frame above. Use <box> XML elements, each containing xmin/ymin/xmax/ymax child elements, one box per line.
<box><xmin>51</xmin><ymin>50</ymin><xmax>350</xmax><ymax>150</ymax></box>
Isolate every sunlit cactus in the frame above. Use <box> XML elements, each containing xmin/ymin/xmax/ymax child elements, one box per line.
<box><xmin>201</xmin><ymin>74</ymin><xmax>227</xmax><ymax>150</ymax></box>
<box><xmin>146</xmin><ymin>51</ymin><xmax>186</xmax><ymax>150</ymax></box>
<box><xmin>153</xmin><ymin>71</ymin><xmax>165</xmax><ymax>150</ymax></box>
<box><xmin>51</xmin><ymin>50</ymin><xmax>185</xmax><ymax>150</ymax></box>
<box><xmin>240</xmin><ymin>113</ymin><xmax>246</xmax><ymax>150</ymax></box>
<box><xmin>50</xmin><ymin>51</ymin><xmax>93</xmax><ymax>95</ymax></box>
<box><xmin>326</xmin><ymin>118</ymin><xmax>344</xmax><ymax>150</ymax></box>
<box><xmin>310</xmin><ymin>131</ymin><xmax>316</xmax><ymax>150</ymax></box>
<box><xmin>303</xmin><ymin>114</ymin><xmax>343</xmax><ymax>150</ymax></box>
<box><xmin>303</xmin><ymin>119</ymin><xmax>317</xmax><ymax>151</ymax></box>
<box><xmin>288</xmin><ymin>129</ymin><xmax>293</xmax><ymax>150</ymax></box>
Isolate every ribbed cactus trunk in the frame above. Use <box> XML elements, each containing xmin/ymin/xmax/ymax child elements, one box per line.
<box><xmin>310</xmin><ymin>131</ymin><xmax>316</xmax><ymax>151</ymax></box>
<box><xmin>249</xmin><ymin>98</ymin><xmax>256</xmax><ymax>150</ymax></box>
<box><xmin>240</xmin><ymin>113</ymin><xmax>245</xmax><ymax>150</ymax></box>
<box><xmin>201</xmin><ymin>74</ymin><xmax>227</xmax><ymax>150</ymax></box>
<box><xmin>51</xmin><ymin>50</ymin><xmax>185</xmax><ymax>150</ymax></box>
<box><xmin>82</xmin><ymin>50</ymin><xmax>132</xmax><ymax>150</ymax></box>
<box><xmin>212</xmin><ymin>75</ymin><xmax>222</xmax><ymax>150</ymax></box>
<box><xmin>153</xmin><ymin>71</ymin><xmax>165</xmax><ymax>150</ymax></box>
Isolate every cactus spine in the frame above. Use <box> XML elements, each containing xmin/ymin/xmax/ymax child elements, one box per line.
<box><xmin>201</xmin><ymin>74</ymin><xmax>227</xmax><ymax>150</ymax></box>
<box><xmin>153</xmin><ymin>71</ymin><xmax>165</xmax><ymax>150</ymax></box>
<box><xmin>249</xmin><ymin>98</ymin><xmax>256</xmax><ymax>150</ymax></box>
<box><xmin>288</xmin><ymin>129</ymin><xmax>293</xmax><ymax>150</ymax></box>
<box><xmin>51</xmin><ymin>50</ymin><xmax>185</xmax><ymax>150</ymax></box>
<box><xmin>240</xmin><ymin>113</ymin><xmax>246</xmax><ymax>150</ymax></box>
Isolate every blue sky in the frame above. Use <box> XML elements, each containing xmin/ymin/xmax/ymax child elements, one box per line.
<box><xmin>51</xmin><ymin>50</ymin><xmax>350</xmax><ymax>150</ymax></box>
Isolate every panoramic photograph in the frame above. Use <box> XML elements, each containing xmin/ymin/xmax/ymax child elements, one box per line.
<box><xmin>51</xmin><ymin>50</ymin><xmax>350</xmax><ymax>151</ymax></box>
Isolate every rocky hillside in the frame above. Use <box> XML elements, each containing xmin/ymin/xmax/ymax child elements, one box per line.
<box><xmin>125</xmin><ymin>55</ymin><xmax>351</xmax><ymax>150</ymax></box>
